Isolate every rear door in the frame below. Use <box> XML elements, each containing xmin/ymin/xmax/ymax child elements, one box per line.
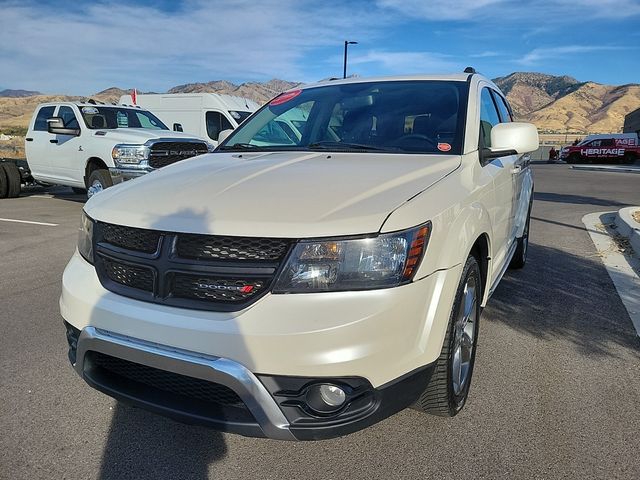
<box><xmin>24</xmin><ymin>105</ymin><xmax>56</xmax><ymax>179</ymax></box>
<box><xmin>479</xmin><ymin>87</ymin><xmax>517</xmax><ymax>273</ymax></box>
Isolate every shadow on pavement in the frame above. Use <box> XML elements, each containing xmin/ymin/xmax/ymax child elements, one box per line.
<box><xmin>489</xmin><ymin>242</ymin><xmax>640</xmax><ymax>358</ymax></box>
<box><xmin>98</xmin><ymin>404</ymin><xmax>227</xmax><ymax>480</ymax></box>
<box><xmin>18</xmin><ymin>185</ymin><xmax>87</xmax><ymax>203</ymax></box>
<box><xmin>533</xmin><ymin>191</ymin><xmax>631</xmax><ymax>207</ymax></box>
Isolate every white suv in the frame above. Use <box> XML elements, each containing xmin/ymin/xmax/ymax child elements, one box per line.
<box><xmin>25</xmin><ymin>102</ymin><xmax>212</xmax><ymax>197</ymax></box>
<box><xmin>61</xmin><ymin>71</ymin><xmax>537</xmax><ymax>441</ymax></box>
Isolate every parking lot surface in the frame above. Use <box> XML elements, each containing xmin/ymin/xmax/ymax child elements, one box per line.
<box><xmin>1</xmin><ymin>165</ymin><xmax>639</xmax><ymax>480</ymax></box>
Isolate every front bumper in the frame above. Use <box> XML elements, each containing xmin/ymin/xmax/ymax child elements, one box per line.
<box><xmin>108</xmin><ymin>166</ymin><xmax>153</xmax><ymax>185</ymax></box>
<box><xmin>61</xmin><ymin>251</ymin><xmax>461</xmax><ymax>439</ymax></box>
<box><xmin>66</xmin><ymin>323</ymin><xmax>434</xmax><ymax>440</ymax></box>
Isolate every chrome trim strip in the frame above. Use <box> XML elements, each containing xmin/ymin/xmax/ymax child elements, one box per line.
<box><xmin>75</xmin><ymin>327</ymin><xmax>295</xmax><ymax>441</ymax></box>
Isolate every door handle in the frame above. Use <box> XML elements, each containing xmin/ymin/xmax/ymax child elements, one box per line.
<box><xmin>511</xmin><ymin>165</ymin><xmax>522</xmax><ymax>174</ymax></box>
<box><xmin>50</xmin><ymin>139</ymin><xmax>58</xmax><ymax>144</ymax></box>
<box><xmin>25</xmin><ymin>138</ymin><xmax>33</xmax><ymax>142</ymax></box>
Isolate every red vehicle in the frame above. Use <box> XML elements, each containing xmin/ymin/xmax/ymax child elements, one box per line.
<box><xmin>560</xmin><ymin>134</ymin><xmax>639</xmax><ymax>164</ymax></box>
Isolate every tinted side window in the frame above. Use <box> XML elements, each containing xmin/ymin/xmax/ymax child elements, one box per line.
<box><xmin>57</xmin><ymin>106</ymin><xmax>79</xmax><ymax>129</ymax></box>
<box><xmin>492</xmin><ymin>92</ymin><xmax>512</xmax><ymax>123</ymax></box>
<box><xmin>479</xmin><ymin>88</ymin><xmax>500</xmax><ymax>148</ymax></box>
<box><xmin>205</xmin><ymin>111</ymin><xmax>233</xmax><ymax>141</ymax></box>
<box><xmin>600</xmin><ymin>139</ymin><xmax>614</xmax><ymax>147</ymax></box>
<box><xmin>34</xmin><ymin>106</ymin><xmax>56</xmax><ymax>131</ymax></box>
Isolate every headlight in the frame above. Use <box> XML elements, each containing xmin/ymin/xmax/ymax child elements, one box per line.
<box><xmin>111</xmin><ymin>144</ymin><xmax>149</xmax><ymax>165</ymax></box>
<box><xmin>273</xmin><ymin>223</ymin><xmax>430</xmax><ymax>293</ymax></box>
<box><xmin>78</xmin><ymin>211</ymin><xmax>94</xmax><ymax>264</ymax></box>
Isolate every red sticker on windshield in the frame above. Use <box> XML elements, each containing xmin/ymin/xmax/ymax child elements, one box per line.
<box><xmin>269</xmin><ymin>89</ymin><xmax>302</xmax><ymax>106</ymax></box>
<box><xmin>437</xmin><ymin>143</ymin><xmax>451</xmax><ymax>152</ymax></box>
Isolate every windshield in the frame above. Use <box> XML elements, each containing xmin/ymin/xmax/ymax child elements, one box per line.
<box><xmin>228</xmin><ymin>111</ymin><xmax>253</xmax><ymax>124</ymax></box>
<box><xmin>219</xmin><ymin>80</ymin><xmax>468</xmax><ymax>154</ymax></box>
<box><xmin>80</xmin><ymin>106</ymin><xmax>168</xmax><ymax>130</ymax></box>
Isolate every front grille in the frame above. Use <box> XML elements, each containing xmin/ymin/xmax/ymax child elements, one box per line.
<box><xmin>177</xmin><ymin>234</ymin><xmax>290</xmax><ymax>262</ymax></box>
<box><xmin>90</xmin><ymin>352</ymin><xmax>243</xmax><ymax>406</ymax></box>
<box><xmin>148</xmin><ymin>141</ymin><xmax>208</xmax><ymax>169</ymax></box>
<box><xmin>94</xmin><ymin>222</ymin><xmax>292</xmax><ymax>311</ymax></box>
<box><xmin>172</xmin><ymin>274</ymin><xmax>266</xmax><ymax>303</ymax></box>
<box><xmin>102</xmin><ymin>257</ymin><xmax>154</xmax><ymax>292</ymax></box>
<box><xmin>102</xmin><ymin>223</ymin><xmax>161</xmax><ymax>253</ymax></box>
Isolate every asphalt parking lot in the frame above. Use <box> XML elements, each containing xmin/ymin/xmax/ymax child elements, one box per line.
<box><xmin>1</xmin><ymin>165</ymin><xmax>639</xmax><ymax>480</ymax></box>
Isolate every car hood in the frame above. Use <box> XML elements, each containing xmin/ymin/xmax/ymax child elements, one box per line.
<box><xmin>90</xmin><ymin>128</ymin><xmax>206</xmax><ymax>144</ymax></box>
<box><xmin>85</xmin><ymin>151</ymin><xmax>460</xmax><ymax>238</ymax></box>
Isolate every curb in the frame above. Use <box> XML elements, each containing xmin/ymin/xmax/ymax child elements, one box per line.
<box><xmin>615</xmin><ymin>206</ymin><xmax>640</xmax><ymax>257</ymax></box>
<box><xmin>571</xmin><ymin>165</ymin><xmax>640</xmax><ymax>174</ymax></box>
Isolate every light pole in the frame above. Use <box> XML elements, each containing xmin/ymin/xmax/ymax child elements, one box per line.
<box><xmin>343</xmin><ymin>41</ymin><xmax>358</xmax><ymax>79</ymax></box>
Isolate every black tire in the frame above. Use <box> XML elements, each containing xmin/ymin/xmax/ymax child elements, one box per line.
<box><xmin>623</xmin><ymin>152</ymin><xmax>636</xmax><ymax>165</ymax></box>
<box><xmin>567</xmin><ymin>153</ymin><xmax>581</xmax><ymax>164</ymax></box>
<box><xmin>72</xmin><ymin>187</ymin><xmax>87</xmax><ymax>195</ymax></box>
<box><xmin>2</xmin><ymin>162</ymin><xmax>21</xmax><ymax>198</ymax></box>
<box><xmin>509</xmin><ymin>200</ymin><xmax>532</xmax><ymax>269</ymax></box>
<box><xmin>87</xmin><ymin>169</ymin><xmax>113</xmax><ymax>198</ymax></box>
<box><xmin>415</xmin><ymin>254</ymin><xmax>482</xmax><ymax>417</ymax></box>
<box><xmin>0</xmin><ymin>164</ymin><xmax>8</xmax><ymax>199</ymax></box>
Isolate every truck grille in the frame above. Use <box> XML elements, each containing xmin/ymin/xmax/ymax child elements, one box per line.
<box><xmin>94</xmin><ymin>222</ymin><xmax>292</xmax><ymax>311</ymax></box>
<box><xmin>148</xmin><ymin>141</ymin><xmax>208</xmax><ymax>169</ymax></box>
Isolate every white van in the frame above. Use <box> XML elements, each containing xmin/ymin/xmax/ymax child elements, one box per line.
<box><xmin>119</xmin><ymin>93</ymin><xmax>260</xmax><ymax>144</ymax></box>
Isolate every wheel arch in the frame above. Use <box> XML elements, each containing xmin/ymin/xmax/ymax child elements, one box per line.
<box><xmin>84</xmin><ymin>157</ymin><xmax>108</xmax><ymax>187</ymax></box>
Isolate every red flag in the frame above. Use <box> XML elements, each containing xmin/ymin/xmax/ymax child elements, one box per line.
<box><xmin>131</xmin><ymin>88</ymin><xmax>137</xmax><ymax>105</ymax></box>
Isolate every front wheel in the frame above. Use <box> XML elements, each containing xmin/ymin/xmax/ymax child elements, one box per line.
<box><xmin>415</xmin><ymin>254</ymin><xmax>482</xmax><ymax>417</ymax></box>
<box><xmin>87</xmin><ymin>169</ymin><xmax>113</xmax><ymax>198</ymax></box>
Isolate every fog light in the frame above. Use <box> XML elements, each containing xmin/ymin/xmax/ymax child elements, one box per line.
<box><xmin>306</xmin><ymin>383</ymin><xmax>347</xmax><ymax>414</ymax></box>
<box><xmin>319</xmin><ymin>384</ymin><xmax>346</xmax><ymax>407</ymax></box>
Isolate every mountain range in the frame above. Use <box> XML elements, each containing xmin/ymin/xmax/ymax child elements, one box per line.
<box><xmin>1</xmin><ymin>73</ymin><xmax>638</xmax><ymax>137</ymax></box>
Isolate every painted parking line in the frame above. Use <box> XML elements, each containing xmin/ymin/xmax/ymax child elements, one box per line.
<box><xmin>0</xmin><ymin>217</ymin><xmax>59</xmax><ymax>227</ymax></box>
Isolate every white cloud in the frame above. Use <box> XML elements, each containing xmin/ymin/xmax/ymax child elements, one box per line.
<box><xmin>347</xmin><ymin>50</ymin><xmax>460</xmax><ymax>73</ymax></box>
<box><xmin>0</xmin><ymin>0</ymin><xmax>387</xmax><ymax>94</ymax></box>
<box><xmin>378</xmin><ymin>0</ymin><xmax>640</xmax><ymax>21</ymax></box>
<box><xmin>518</xmin><ymin>45</ymin><xmax>628</xmax><ymax>65</ymax></box>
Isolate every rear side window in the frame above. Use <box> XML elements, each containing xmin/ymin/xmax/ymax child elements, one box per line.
<box><xmin>57</xmin><ymin>106</ymin><xmax>79</xmax><ymax>129</ymax></box>
<box><xmin>479</xmin><ymin>88</ymin><xmax>500</xmax><ymax>148</ymax></box>
<box><xmin>205</xmin><ymin>111</ymin><xmax>233</xmax><ymax>141</ymax></box>
<box><xmin>33</xmin><ymin>106</ymin><xmax>56</xmax><ymax>131</ymax></box>
<box><xmin>492</xmin><ymin>92</ymin><xmax>513</xmax><ymax>123</ymax></box>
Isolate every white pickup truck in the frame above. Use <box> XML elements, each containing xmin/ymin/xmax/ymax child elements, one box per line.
<box><xmin>24</xmin><ymin>102</ymin><xmax>212</xmax><ymax>197</ymax></box>
<box><xmin>62</xmin><ymin>70</ymin><xmax>537</xmax><ymax>440</ymax></box>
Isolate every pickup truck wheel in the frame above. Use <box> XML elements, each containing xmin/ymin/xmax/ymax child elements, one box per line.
<box><xmin>87</xmin><ymin>169</ymin><xmax>113</xmax><ymax>198</ymax></box>
<box><xmin>0</xmin><ymin>164</ymin><xmax>8</xmax><ymax>198</ymax></box>
<box><xmin>509</xmin><ymin>200</ymin><xmax>532</xmax><ymax>269</ymax></box>
<box><xmin>415</xmin><ymin>254</ymin><xmax>481</xmax><ymax>417</ymax></box>
<box><xmin>2</xmin><ymin>162</ymin><xmax>22</xmax><ymax>198</ymax></box>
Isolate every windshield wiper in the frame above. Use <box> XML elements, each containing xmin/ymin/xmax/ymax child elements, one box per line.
<box><xmin>307</xmin><ymin>141</ymin><xmax>398</xmax><ymax>152</ymax></box>
<box><xmin>218</xmin><ymin>143</ymin><xmax>264</xmax><ymax>151</ymax></box>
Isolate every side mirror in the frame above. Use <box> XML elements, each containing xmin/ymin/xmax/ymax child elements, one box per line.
<box><xmin>218</xmin><ymin>128</ymin><xmax>234</xmax><ymax>144</ymax></box>
<box><xmin>483</xmin><ymin>122</ymin><xmax>539</xmax><ymax>160</ymax></box>
<box><xmin>173</xmin><ymin>123</ymin><xmax>183</xmax><ymax>132</ymax></box>
<box><xmin>47</xmin><ymin>117</ymin><xmax>80</xmax><ymax>136</ymax></box>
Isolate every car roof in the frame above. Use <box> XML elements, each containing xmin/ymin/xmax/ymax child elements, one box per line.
<box><xmin>295</xmin><ymin>72</ymin><xmax>486</xmax><ymax>90</ymax></box>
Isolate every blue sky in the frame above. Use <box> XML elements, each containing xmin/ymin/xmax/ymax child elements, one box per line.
<box><xmin>0</xmin><ymin>0</ymin><xmax>638</xmax><ymax>95</ymax></box>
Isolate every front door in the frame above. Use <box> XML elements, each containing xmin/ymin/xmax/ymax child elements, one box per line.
<box><xmin>49</xmin><ymin>105</ymin><xmax>83</xmax><ymax>186</ymax></box>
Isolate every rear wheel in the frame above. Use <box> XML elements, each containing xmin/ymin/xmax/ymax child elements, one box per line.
<box><xmin>0</xmin><ymin>164</ymin><xmax>8</xmax><ymax>198</ymax></box>
<box><xmin>87</xmin><ymin>169</ymin><xmax>112</xmax><ymax>198</ymax></box>
<box><xmin>415</xmin><ymin>254</ymin><xmax>481</xmax><ymax>417</ymax></box>
<box><xmin>2</xmin><ymin>162</ymin><xmax>21</xmax><ymax>198</ymax></box>
<box><xmin>510</xmin><ymin>200</ymin><xmax>532</xmax><ymax>269</ymax></box>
